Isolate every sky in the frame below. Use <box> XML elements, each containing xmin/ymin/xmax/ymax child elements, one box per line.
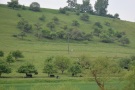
<box><xmin>0</xmin><ymin>0</ymin><xmax>135</xmax><ymax>22</ymax></box>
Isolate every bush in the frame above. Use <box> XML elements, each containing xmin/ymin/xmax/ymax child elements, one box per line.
<box><xmin>0</xmin><ymin>51</ymin><xmax>4</xmax><ymax>57</ymax></box>
<box><xmin>80</xmin><ymin>13</ymin><xmax>89</xmax><ymax>21</ymax></box>
<box><xmin>39</xmin><ymin>15</ymin><xmax>45</xmax><ymax>21</ymax></box>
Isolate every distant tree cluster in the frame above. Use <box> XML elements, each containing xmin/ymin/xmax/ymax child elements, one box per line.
<box><xmin>7</xmin><ymin>0</ymin><xmax>40</xmax><ymax>12</ymax></box>
<box><xmin>59</xmin><ymin>0</ymin><xmax>120</xmax><ymax>19</ymax></box>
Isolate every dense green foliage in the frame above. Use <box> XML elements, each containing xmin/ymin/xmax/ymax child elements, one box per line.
<box><xmin>0</xmin><ymin>60</ymin><xmax>11</xmax><ymax>77</ymax></box>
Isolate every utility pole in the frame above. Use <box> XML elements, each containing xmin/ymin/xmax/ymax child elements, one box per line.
<box><xmin>67</xmin><ymin>32</ymin><xmax>70</xmax><ymax>54</ymax></box>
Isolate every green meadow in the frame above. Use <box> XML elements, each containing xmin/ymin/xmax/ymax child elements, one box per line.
<box><xmin>0</xmin><ymin>4</ymin><xmax>135</xmax><ymax>90</ymax></box>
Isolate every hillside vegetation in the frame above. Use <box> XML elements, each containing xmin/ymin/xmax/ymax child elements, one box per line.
<box><xmin>0</xmin><ymin>4</ymin><xmax>135</xmax><ymax>75</ymax></box>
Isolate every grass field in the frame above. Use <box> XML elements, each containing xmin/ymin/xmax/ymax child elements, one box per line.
<box><xmin>0</xmin><ymin>78</ymin><xmax>125</xmax><ymax>90</ymax></box>
<box><xmin>0</xmin><ymin>4</ymin><xmax>135</xmax><ymax>90</ymax></box>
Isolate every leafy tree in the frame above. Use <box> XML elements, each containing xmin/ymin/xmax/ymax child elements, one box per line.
<box><xmin>18</xmin><ymin>31</ymin><xmax>26</xmax><ymax>39</ymax></box>
<box><xmin>6</xmin><ymin>54</ymin><xmax>14</xmax><ymax>64</ymax></box>
<box><xmin>80</xmin><ymin>0</ymin><xmax>93</xmax><ymax>13</ymax></box>
<box><xmin>18</xmin><ymin>63</ymin><xmax>38</xmax><ymax>77</ymax></box>
<box><xmin>0</xmin><ymin>51</ymin><xmax>4</xmax><ymax>57</ymax></box>
<box><xmin>43</xmin><ymin>57</ymin><xmax>57</xmax><ymax>77</ymax></box>
<box><xmin>94</xmin><ymin>22</ymin><xmax>103</xmax><ymax>29</ymax></box>
<box><xmin>22</xmin><ymin>5</ymin><xmax>26</xmax><ymax>10</ymax></box>
<box><xmin>0</xmin><ymin>60</ymin><xmax>11</xmax><ymax>77</ymax></box>
<box><xmin>54</xmin><ymin>56</ymin><xmax>70</xmax><ymax>74</ymax></box>
<box><xmin>59</xmin><ymin>7</ymin><xmax>67</xmax><ymax>14</ymax></box>
<box><xmin>39</xmin><ymin>15</ymin><xmax>45</xmax><ymax>21</ymax></box>
<box><xmin>114</xmin><ymin>13</ymin><xmax>120</xmax><ymax>19</ymax></box>
<box><xmin>67</xmin><ymin>0</ymin><xmax>77</xmax><ymax>8</ymax></box>
<box><xmin>90</xmin><ymin>57</ymin><xmax>120</xmax><ymax>90</ymax></box>
<box><xmin>47</xmin><ymin>22</ymin><xmax>55</xmax><ymax>31</ymax></box>
<box><xmin>84</xmin><ymin>33</ymin><xmax>93</xmax><ymax>41</ymax></box>
<box><xmin>100</xmin><ymin>33</ymin><xmax>114</xmax><ymax>43</ymax></box>
<box><xmin>119</xmin><ymin>36</ymin><xmax>130</xmax><ymax>46</ymax></box>
<box><xmin>69</xmin><ymin>63</ymin><xmax>82</xmax><ymax>76</ymax></box>
<box><xmin>49</xmin><ymin>32</ymin><xmax>57</xmax><ymax>39</ymax></box>
<box><xmin>7</xmin><ymin>0</ymin><xmax>21</xmax><ymax>9</ymax></box>
<box><xmin>43</xmin><ymin>63</ymin><xmax>57</xmax><ymax>77</ymax></box>
<box><xmin>77</xmin><ymin>55</ymin><xmax>91</xmax><ymax>69</ymax></box>
<box><xmin>41</xmin><ymin>29</ymin><xmax>51</xmax><ymax>39</ymax></box>
<box><xmin>80</xmin><ymin>13</ymin><xmax>89</xmax><ymax>21</ymax></box>
<box><xmin>17</xmin><ymin>18</ymin><xmax>32</xmax><ymax>33</ymax></box>
<box><xmin>72</xmin><ymin>20</ymin><xmax>80</xmax><ymax>27</ymax></box>
<box><xmin>29</xmin><ymin>2</ymin><xmax>40</xmax><ymax>11</ymax></box>
<box><xmin>93</xmin><ymin>27</ymin><xmax>102</xmax><ymax>37</ymax></box>
<box><xmin>34</xmin><ymin>23</ymin><xmax>42</xmax><ymax>39</ymax></box>
<box><xmin>94</xmin><ymin>0</ymin><xmax>108</xmax><ymax>16</ymax></box>
<box><xmin>56</xmin><ymin>30</ymin><xmax>66</xmax><ymax>39</ymax></box>
<box><xmin>119</xmin><ymin>57</ymin><xmax>131</xmax><ymax>70</ymax></box>
<box><xmin>11</xmin><ymin>50</ymin><xmax>23</xmax><ymax>60</ymax></box>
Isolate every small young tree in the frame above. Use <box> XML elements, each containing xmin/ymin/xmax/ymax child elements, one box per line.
<box><xmin>17</xmin><ymin>18</ymin><xmax>32</xmax><ymax>33</ymax></box>
<box><xmin>39</xmin><ymin>15</ymin><xmax>45</xmax><ymax>21</ymax></box>
<box><xmin>0</xmin><ymin>50</ymin><xmax>4</xmax><ymax>57</ymax></box>
<box><xmin>47</xmin><ymin>22</ymin><xmax>55</xmax><ymax>31</ymax></box>
<box><xmin>29</xmin><ymin>2</ymin><xmax>40</xmax><ymax>11</ymax></box>
<box><xmin>11</xmin><ymin>50</ymin><xmax>23</xmax><ymax>60</ymax></box>
<box><xmin>0</xmin><ymin>60</ymin><xmax>11</xmax><ymax>77</ymax></box>
<box><xmin>6</xmin><ymin>54</ymin><xmax>14</xmax><ymax>64</ymax></box>
<box><xmin>18</xmin><ymin>31</ymin><xmax>26</xmax><ymax>39</ymax></box>
<box><xmin>18</xmin><ymin>63</ymin><xmax>38</xmax><ymax>77</ymax></box>
<box><xmin>54</xmin><ymin>56</ymin><xmax>70</xmax><ymax>74</ymax></box>
<box><xmin>34</xmin><ymin>23</ymin><xmax>42</xmax><ymax>39</ymax></box>
<box><xmin>43</xmin><ymin>57</ymin><xmax>57</xmax><ymax>77</ymax></box>
<box><xmin>69</xmin><ymin>63</ymin><xmax>82</xmax><ymax>76</ymax></box>
<box><xmin>72</xmin><ymin>20</ymin><xmax>80</xmax><ymax>27</ymax></box>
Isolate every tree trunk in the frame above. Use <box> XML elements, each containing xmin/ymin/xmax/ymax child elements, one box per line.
<box><xmin>0</xmin><ymin>73</ymin><xmax>2</xmax><ymax>78</ymax></box>
<box><xmin>62</xmin><ymin>70</ymin><xmax>64</xmax><ymax>74</ymax></box>
<box><xmin>92</xmin><ymin>71</ymin><xmax>105</xmax><ymax>90</ymax></box>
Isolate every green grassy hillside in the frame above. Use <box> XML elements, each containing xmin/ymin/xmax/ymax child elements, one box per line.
<box><xmin>0</xmin><ymin>4</ymin><xmax>135</xmax><ymax>76</ymax></box>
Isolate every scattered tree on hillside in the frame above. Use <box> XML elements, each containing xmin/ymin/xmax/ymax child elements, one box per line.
<box><xmin>0</xmin><ymin>60</ymin><xmax>11</xmax><ymax>77</ymax></box>
<box><xmin>94</xmin><ymin>0</ymin><xmax>109</xmax><ymax>16</ymax></box>
<box><xmin>0</xmin><ymin>51</ymin><xmax>4</xmax><ymax>57</ymax></box>
<box><xmin>114</xmin><ymin>13</ymin><xmax>120</xmax><ymax>19</ymax></box>
<box><xmin>52</xmin><ymin>17</ymin><xmax>59</xmax><ymax>24</ymax></box>
<box><xmin>18</xmin><ymin>31</ymin><xmax>26</xmax><ymax>39</ymax></box>
<box><xmin>39</xmin><ymin>15</ymin><xmax>45</xmax><ymax>21</ymax></box>
<box><xmin>54</xmin><ymin>56</ymin><xmax>70</xmax><ymax>74</ymax></box>
<box><xmin>11</xmin><ymin>50</ymin><xmax>23</xmax><ymax>60</ymax></box>
<box><xmin>72</xmin><ymin>20</ymin><xmax>80</xmax><ymax>27</ymax></box>
<box><xmin>80</xmin><ymin>13</ymin><xmax>89</xmax><ymax>21</ymax></box>
<box><xmin>47</xmin><ymin>22</ymin><xmax>55</xmax><ymax>31</ymax></box>
<box><xmin>29</xmin><ymin>2</ymin><xmax>40</xmax><ymax>11</ymax></box>
<box><xmin>6</xmin><ymin>54</ymin><xmax>14</xmax><ymax>65</ymax></box>
<box><xmin>7</xmin><ymin>0</ymin><xmax>21</xmax><ymax>9</ymax></box>
<box><xmin>119</xmin><ymin>36</ymin><xmax>130</xmax><ymax>46</ymax></box>
<box><xmin>17</xmin><ymin>18</ymin><xmax>32</xmax><ymax>33</ymax></box>
<box><xmin>34</xmin><ymin>23</ymin><xmax>42</xmax><ymax>39</ymax></box>
<box><xmin>18</xmin><ymin>63</ymin><xmax>38</xmax><ymax>77</ymax></box>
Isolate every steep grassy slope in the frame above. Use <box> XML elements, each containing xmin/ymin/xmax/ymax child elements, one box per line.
<box><xmin>0</xmin><ymin>5</ymin><xmax>135</xmax><ymax>76</ymax></box>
